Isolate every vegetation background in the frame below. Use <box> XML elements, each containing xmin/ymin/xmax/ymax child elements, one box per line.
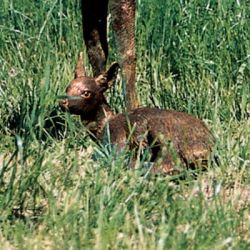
<box><xmin>0</xmin><ymin>0</ymin><xmax>249</xmax><ymax>249</ymax></box>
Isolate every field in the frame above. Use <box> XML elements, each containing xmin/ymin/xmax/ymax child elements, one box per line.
<box><xmin>0</xmin><ymin>0</ymin><xmax>250</xmax><ymax>249</ymax></box>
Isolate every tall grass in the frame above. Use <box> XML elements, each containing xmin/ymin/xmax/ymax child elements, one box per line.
<box><xmin>0</xmin><ymin>0</ymin><xmax>249</xmax><ymax>249</ymax></box>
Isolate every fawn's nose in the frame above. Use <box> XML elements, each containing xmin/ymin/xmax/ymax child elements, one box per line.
<box><xmin>59</xmin><ymin>99</ymin><xmax>69</xmax><ymax>111</ymax></box>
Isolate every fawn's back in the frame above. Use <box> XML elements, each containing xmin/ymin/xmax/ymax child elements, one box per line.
<box><xmin>106</xmin><ymin>107</ymin><xmax>214</xmax><ymax>165</ymax></box>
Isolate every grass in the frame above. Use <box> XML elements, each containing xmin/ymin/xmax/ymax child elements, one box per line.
<box><xmin>0</xmin><ymin>0</ymin><xmax>249</xmax><ymax>249</ymax></box>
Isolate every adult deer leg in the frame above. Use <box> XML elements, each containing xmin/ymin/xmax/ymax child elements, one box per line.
<box><xmin>110</xmin><ymin>0</ymin><xmax>139</xmax><ymax>110</ymax></box>
<box><xmin>81</xmin><ymin>0</ymin><xmax>109</xmax><ymax>76</ymax></box>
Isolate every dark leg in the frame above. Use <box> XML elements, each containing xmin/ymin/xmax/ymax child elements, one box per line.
<box><xmin>110</xmin><ymin>0</ymin><xmax>139</xmax><ymax>110</ymax></box>
<box><xmin>148</xmin><ymin>142</ymin><xmax>175</xmax><ymax>174</ymax></box>
<box><xmin>81</xmin><ymin>0</ymin><xmax>109</xmax><ymax>76</ymax></box>
<box><xmin>148</xmin><ymin>133</ymin><xmax>180</xmax><ymax>175</ymax></box>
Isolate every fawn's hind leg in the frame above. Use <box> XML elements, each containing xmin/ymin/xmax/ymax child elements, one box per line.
<box><xmin>150</xmin><ymin>144</ymin><xmax>178</xmax><ymax>175</ymax></box>
<box><xmin>148</xmin><ymin>133</ymin><xmax>181</xmax><ymax>175</ymax></box>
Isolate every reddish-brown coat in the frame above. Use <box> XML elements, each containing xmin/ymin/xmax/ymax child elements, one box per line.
<box><xmin>59</xmin><ymin>57</ymin><xmax>214</xmax><ymax>174</ymax></box>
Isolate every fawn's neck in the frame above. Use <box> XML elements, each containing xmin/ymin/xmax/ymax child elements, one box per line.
<box><xmin>81</xmin><ymin>103</ymin><xmax>115</xmax><ymax>139</ymax></box>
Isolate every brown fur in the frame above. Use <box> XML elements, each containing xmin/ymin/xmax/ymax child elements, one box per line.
<box><xmin>81</xmin><ymin>0</ymin><xmax>139</xmax><ymax>110</ymax></box>
<box><xmin>59</xmin><ymin>55</ymin><xmax>215</xmax><ymax>174</ymax></box>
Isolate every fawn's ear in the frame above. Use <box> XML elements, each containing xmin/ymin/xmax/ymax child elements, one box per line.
<box><xmin>95</xmin><ymin>62</ymin><xmax>119</xmax><ymax>91</ymax></box>
<box><xmin>106</xmin><ymin>62</ymin><xmax>120</xmax><ymax>84</ymax></box>
<box><xmin>75</xmin><ymin>52</ymin><xmax>86</xmax><ymax>78</ymax></box>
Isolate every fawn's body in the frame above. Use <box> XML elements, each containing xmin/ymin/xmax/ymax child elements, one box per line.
<box><xmin>59</xmin><ymin>55</ymin><xmax>214</xmax><ymax>174</ymax></box>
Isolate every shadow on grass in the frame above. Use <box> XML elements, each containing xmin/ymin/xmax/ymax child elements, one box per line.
<box><xmin>4</xmin><ymin>106</ymin><xmax>67</xmax><ymax>141</ymax></box>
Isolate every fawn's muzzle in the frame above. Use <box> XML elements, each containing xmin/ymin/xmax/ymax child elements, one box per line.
<box><xmin>59</xmin><ymin>99</ymin><xmax>69</xmax><ymax>111</ymax></box>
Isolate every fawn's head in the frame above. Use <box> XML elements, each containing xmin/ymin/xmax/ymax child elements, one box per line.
<box><xmin>59</xmin><ymin>52</ymin><xmax>119</xmax><ymax>117</ymax></box>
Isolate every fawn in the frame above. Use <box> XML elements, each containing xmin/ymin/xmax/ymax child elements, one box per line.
<box><xmin>59</xmin><ymin>53</ymin><xmax>214</xmax><ymax>174</ymax></box>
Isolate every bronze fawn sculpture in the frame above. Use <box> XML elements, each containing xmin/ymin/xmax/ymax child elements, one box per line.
<box><xmin>59</xmin><ymin>54</ymin><xmax>215</xmax><ymax>174</ymax></box>
<box><xmin>81</xmin><ymin>0</ymin><xmax>139</xmax><ymax>110</ymax></box>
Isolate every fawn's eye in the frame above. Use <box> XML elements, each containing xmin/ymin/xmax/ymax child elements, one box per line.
<box><xmin>81</xmin><ymin>91</ymin><xmax>92</xmax><ymax>99</ymax></box>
